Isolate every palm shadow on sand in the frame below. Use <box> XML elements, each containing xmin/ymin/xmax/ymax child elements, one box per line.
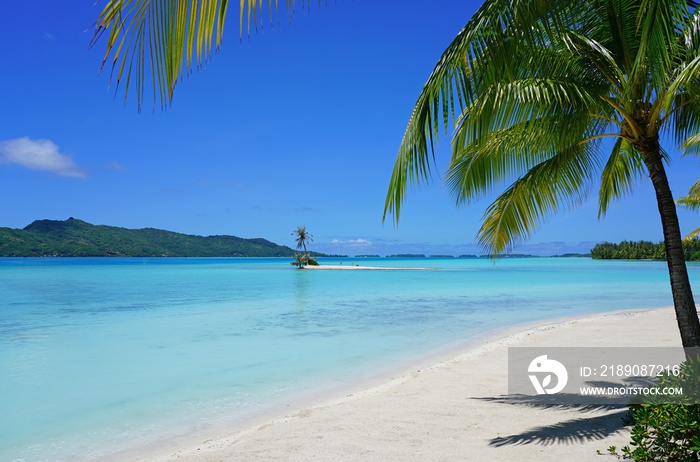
<box><xmin>481</xmin><ymin>377</ymin><xmax>657</xmax><ymax>446</ymax></box>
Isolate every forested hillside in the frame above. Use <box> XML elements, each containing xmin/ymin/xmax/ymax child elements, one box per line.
<box><xmin>0</xmin><ymin>218</ymin><xmax>304</xmax><ymax>257</ymax></box>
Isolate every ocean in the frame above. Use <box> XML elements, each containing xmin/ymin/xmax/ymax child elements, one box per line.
<box><xmin>0</xmin><ymin>257</ymin><xmax>695</xmax><ymax>461</ymax></box>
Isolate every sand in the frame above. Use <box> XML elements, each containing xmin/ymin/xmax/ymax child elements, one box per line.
<box><xmin>127</xmin><ymin>308</ymin><xmax>682</xmax><ymax>462</ymax></box>
<box><xmin>301</xmin><ymin>265</ymin><xmax>432</xmax><ymax>270</ymax></box>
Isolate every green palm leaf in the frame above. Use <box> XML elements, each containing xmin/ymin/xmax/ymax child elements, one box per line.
<box><xmin>598</xmin><ymin>138</ymin><xmax>646</xmax><ymax>217</ymax></box>
<box><xmin>91</xmin><ymin>0</ymin><xmax>320</xmax><ymax>109</ymax></box>
<box><xmin>477</xmin><ymin>144</ymin><xmax>598</xmax><ymax>254</ymax></box>
<box><xmin>678</xmin><ymin>180</ymin><xmax>700</xmax><ymax>211</ymax></box>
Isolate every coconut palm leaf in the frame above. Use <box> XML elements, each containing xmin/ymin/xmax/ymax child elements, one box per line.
<box><xmin>477</xmin><ymin>144</ymin><xmax>598</xmax><ymax>254</ymax></box>
<box><xmin>91</xmin><ymin>0</ymin><xmax>318</xmax><ymax>109</ymax></box>
<box><xmin>678</xmin><ymin>180</ymin><xmax>700</xmax><ymax>211</ymax></box>
<box><xmin>598</xmin><ymin>138</ymin><xmax>646</xmax><ymax>217</ymax></box>
<box><xmin>684</xmin><ymin>226</ymin><xmax>700</xmax><ymax>240</ymax></box>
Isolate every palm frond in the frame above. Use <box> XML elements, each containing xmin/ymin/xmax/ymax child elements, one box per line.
<box><xmin>383</xmin><ymin>0</ymin><xmax>627</xmax><ymax>224</ymax></box>
<box><xmin>558</xmin><ymin>29</ymin><xmax>626</xmax><ymax>97</ymax></box>
<box><xmin>660</xmin><ymin>9</ymin><xmax>700</xmax><ymax>145</ymax></box>
<box><xmin>633</xmin><ymin>0</ymin><xmax>691</xmax><ymax>94</ymax></box>
<box><xmin>684</xmin><ymin>226</ymin><xmax>700</xmax><ymax>240</ymax></box>
<box><xmin>594</xmin><ymin>0</ymin><xmax>639</xmax><ymax>72</ymax></box>
<box><xmin>681</xmin><ymin>132</ymin><xmax>700</xmax><ymax>154</ymax></box>
<box><xmin>598</xmin><ymin>137</ymin><xmax>646</xmax><ymax>217</ymax></box>
<box><xmin>92</xmin><ymin>0</ymin><xmax>230</xmax><ymax>110</ymax></box>
<box><xmin>678</xmin><ymin>179</ymin><xmax>700</xmax><ymax>242</ymax></box>
<box><xmin>677</xmin><ymin>180</ymin><xmax>700</xmax><ymax>210</ymax></box>
<box><xmin>445</xmin><ymin>114</ymin><xmax>595</xmax><ymax>204</ymax></box>
<box><xmin>92</xmin><ymin>0</ymin><xmax>322</xmax><ymax>109</ymax></box>
<box><xmin>383</xmin><ymin>0</ymin><xmax>583</xmax><ymax>223</ymax></box>
<box><xmin>382</xmin><ymin>23</ymin><xmax>471</xmax><ymax>222</ymax></box>
<box><xmin>478</xmin><ymin>144</ymin><xmax>599</xmax><ymax>255</ymax></box>
<box><xmin>654</xmin><ymin>52</ymin><xmax>700</xmax><ymax>132</ymax></box>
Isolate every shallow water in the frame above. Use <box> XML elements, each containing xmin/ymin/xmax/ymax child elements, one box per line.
<box><xmin>0</xmin><ymin>257</ymin><xmax>695</xmax><ymax>461</ymax></box>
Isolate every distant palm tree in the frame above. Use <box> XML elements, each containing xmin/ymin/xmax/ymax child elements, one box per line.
<box><xmin>292</xmin><ymin>225</ymin><xmax>313</xmax><ymax>253</ymax></box>
<box><xmin>383</xmin><ymin>0</ymin><xmax>700</xmax><ymax>348</ymax></box>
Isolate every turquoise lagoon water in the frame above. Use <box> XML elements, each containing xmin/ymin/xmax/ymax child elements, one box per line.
<box><xmin>1</xmin><ymin>257</ymin><xmax>697</xmax><ymax>461</ymax></box>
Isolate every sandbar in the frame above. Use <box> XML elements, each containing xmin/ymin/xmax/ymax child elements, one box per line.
<box><xmin>301</xmin><ymin>265</ymin><xmax>432</xmax><ymax>270</ymax></box>
<box><xmin>120</xmin><ymin>308</ymin><xmax>682</xmax><ymax>462</ymax></box>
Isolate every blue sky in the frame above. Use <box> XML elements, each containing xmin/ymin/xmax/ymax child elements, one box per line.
<box><xmin>1</xmin><ymin>1</ymin><xmax>698</xmax><ymax>256</ymax></box>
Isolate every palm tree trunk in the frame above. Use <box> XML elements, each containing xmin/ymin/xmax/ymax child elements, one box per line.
<box><xmin>640</xmin><ymin>138</ymin><xmax>700</xmax><ymax>348</ymax></box>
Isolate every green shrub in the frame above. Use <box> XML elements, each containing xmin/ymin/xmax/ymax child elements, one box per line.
<box><xmin>307</xmin><ymin>258</ymin><xmax>319</xmax><ymax>266</ymax></box>
<box><xmin>292</xmin><ymin>252</ymin><xmax>308</xmax><ymax>268</ymax></box>
<box><xmin>621</xmin><ymin>356</ymin><xmax>700</xmax><ymax>461</ymax></box>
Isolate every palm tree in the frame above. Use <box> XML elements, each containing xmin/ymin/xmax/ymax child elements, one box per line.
<box><xmin>292</xmin><ymin>226</ymin><xmax>313</xmax><ymax>268</ymax></box>
<box><xmin>383</xmin><ymin>0</ymin><xmax>700</xmax><ymax>347</ymax></box>
<box><xmin>292</xmin><ymin>225</ymin><xmax>313</xmax><ymax>253</ymax></box>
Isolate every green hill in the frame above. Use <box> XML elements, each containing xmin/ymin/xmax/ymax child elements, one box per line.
<box><xmin>0</xmin><ymin>218</ymin><xmax>308</xmax><ymax>257</ymax></box>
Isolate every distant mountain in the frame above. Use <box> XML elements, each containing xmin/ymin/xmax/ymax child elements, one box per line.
<box><xmin>0</xmin><ymin>218</ymin><xmax>318</xmax><ymax>257</ymax></box>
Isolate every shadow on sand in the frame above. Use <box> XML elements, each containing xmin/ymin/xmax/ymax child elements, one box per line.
<box><xmin>480</xmin><ymin>377</ymin><xmax>658</xmax><ymax>446</ymax></box>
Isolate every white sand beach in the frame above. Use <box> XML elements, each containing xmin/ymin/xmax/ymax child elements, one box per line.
<box><xmin>126</xmin><ymin>308</ymin><xmax>681</xmax><ymax>462</ymax></box>
<box><xmin>302</xmin><ymin>264</ymin><xmax>432</xmax><ymax>270</ymax></box>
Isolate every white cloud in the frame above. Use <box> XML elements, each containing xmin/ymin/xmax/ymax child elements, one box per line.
<box><xmin>0</xmin><ymin>137</ymin><xmax>86</xmax><ymax>178</ymax></box>
<box><xmin>348</xmin><ymin>238</ymin><xmax>372</xmax><ymax>245</ymax></box>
